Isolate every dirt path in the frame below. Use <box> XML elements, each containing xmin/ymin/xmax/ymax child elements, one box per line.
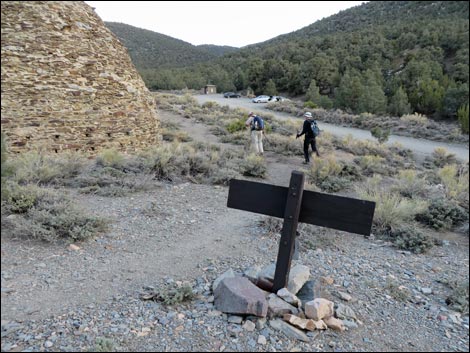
<box><xmin>1</xmin><ymin>110</ymin><xmax>301</xmax><ymax>322</ymax></box>
<box><xmin>158</xmin><ymin>110</ymin><xmax>304</xmax><ymax>186</ymax></box>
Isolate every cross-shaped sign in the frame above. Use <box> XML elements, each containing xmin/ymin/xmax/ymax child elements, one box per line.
<box><xmin>227</xmin><ymin>171</ymin><xmax>376</xmax><ymax>293</ymax></box>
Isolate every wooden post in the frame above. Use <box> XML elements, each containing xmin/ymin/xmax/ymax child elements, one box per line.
<box><xmin>227</xmin><ymin>171</ymin><xmax>375</xmax><ymax>294</ymax></box>
<box><xmin>272</xmin><ymin>171</ymin><xmax>304</xmax><ymax>292</ymax></box>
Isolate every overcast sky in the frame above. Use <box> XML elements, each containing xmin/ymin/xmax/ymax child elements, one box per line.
<box><xmin>85</xmin><ymin>1</ymin><xmax>366</xmax><ymax>47</ymax></box>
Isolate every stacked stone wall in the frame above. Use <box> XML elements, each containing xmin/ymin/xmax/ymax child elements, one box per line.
<box><xmin>1</xmin><ymin>1</ymin><xmax>161</xmax><ymax>154</ymax></box>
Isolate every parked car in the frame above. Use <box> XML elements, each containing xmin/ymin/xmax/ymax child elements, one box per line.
<box><xmin>223</xmin><ymin>92</ymin><xmax>241</xmax><ymax>98</ymax></box>
<box><xmin>252</xmin><ymin>95</ymin><xmax>272</xmax><ymax>103</ymax></box>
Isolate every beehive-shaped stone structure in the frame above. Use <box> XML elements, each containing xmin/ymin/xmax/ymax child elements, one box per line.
<box><xmin>1</xmin><ymin>1</ymin><xmax>161</xmax><ymax>154</ymax></box>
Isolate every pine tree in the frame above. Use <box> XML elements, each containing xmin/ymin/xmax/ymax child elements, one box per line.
<box><xmin>388</xmin><ymin>86</ymin><xmax>411</xmax><ymax>116</ymax></box>
<box><xmin>358</xmin><ymin>70</ymin><xmax>387</xmax><ymax>114</ymax></box>
<box><xmin>457</xmin><ymin>104</ymin><xmax>469</xmax><ymax>134</ymax></box>
<box><xmin>265</xmin><ymin>79</ymin><xmax>278</xmax><ymax>96</ymax></box>
<box><xmin>305</xmin><ymin>79</ymin><xmax>322</xmax><ymax>104</ymax></box>
<box><xmin>335</xmin><ymin>70</ymin><xmax>364</xmax><ymax>112</ymax></box>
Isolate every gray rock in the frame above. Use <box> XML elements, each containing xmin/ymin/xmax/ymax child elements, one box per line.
<box><xmin>214</xmin><ymin>277</ymin><xmax>268</xmax><ymax>317</ymax></box>
<box><xmin>212</xmin><ymin>269</ymin><xmax>236</xmax><ymax>292</ymax></box>
<box><xmin>335</xmin><ymin>303</ymin><xmax>357</xmax><ymax>321</ymax></box>
<box><xmin>267</xmin><ymin>293</ymin><xmax>300</xmax><ymax>318</ymax></box>
<box><xmin>296</xmin><ymin>280</ymin><xmax>317</xmax><ymax>309</ymax></box>
<box><xmin>269</xmin><ymin>319</ymin><xmax>309</xmax><ymax>342</ymax></box>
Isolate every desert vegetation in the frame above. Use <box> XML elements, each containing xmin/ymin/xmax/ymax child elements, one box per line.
<box><xmin>1</xmin><ymin>94</ymin><xmax>468</xmax><ymax>255</ymax></box>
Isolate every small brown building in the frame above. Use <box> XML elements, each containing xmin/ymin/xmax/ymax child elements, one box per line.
<box><xmin>204</xmin><ymin>84</ymin><xmax>217</xmax><ymax>94</ymax></box>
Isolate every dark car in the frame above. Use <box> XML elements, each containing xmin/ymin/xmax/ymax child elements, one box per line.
<box><xmin>223</xmin><ymin>92</ymin><xmax>241</xmax><ymax>98</ymax></box>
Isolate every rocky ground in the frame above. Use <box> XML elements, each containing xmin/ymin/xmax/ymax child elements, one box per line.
<box><xmin>1</xmin><ymin>110</ymin><xmax>469</xmax><ymax>352</ymax></box>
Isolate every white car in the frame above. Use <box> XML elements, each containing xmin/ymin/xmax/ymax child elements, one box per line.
<box><xmin>252</xmin><ymin>95</ymin><xmax>274</xmax><ymax>103</ymax></box>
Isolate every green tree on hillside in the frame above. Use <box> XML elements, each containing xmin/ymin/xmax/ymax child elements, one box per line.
<box><xmin>441</xmin><ymin>83</ymin><xmax>469</xmax><ymax>119</ymax></box>
<box><xmin>335</xmin><ymin>70</ymin><xmax>364</xmax><ymax>112</ymax></box>
<box><xmin>265</xmin><ymin>79</ymin><xmax>278</xmax><ymax>96</ymax></box>
<box><xmin>410</xmin><ymin>77</ymin><xmax>445</xmax><ymax>115</ymax></box>
<box><xmin>306</xmin><ymin>79</ymin><xmax>322</xmax><ymax>104</ymax></box>
<box><xmin>358</xmin><ymin>69</ymin><xmax>387</xmax><ymax>114</ymax></box>
<box><xmin>457</xmin><ymin>104</ymin><xmax>469</xmax><ymax>133</ymax></box>
<box><xmin>388</xmin><ymin>86</ymin><xmax>411</xmax><ymax>117</ymax></box>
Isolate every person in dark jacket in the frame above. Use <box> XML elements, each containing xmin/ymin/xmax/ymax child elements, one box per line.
<box><xmin>296</xmin><ymin>112</ymin><xmax>320</xmax><ymax>164</ymax></box>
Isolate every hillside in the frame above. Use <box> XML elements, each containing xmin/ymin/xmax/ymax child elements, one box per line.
<box><xmin>197</xmin><ymin>44</ymin><xmax>238</xmax><ymax>57</ymax></box>
<box><xmin>138</xmin><ymin>1</ymin><xmax>468</xmax><ymax>124</ymax></box>
<box><xmin>266</xmin><ymin>1</ymin><xmax>468</xmax><ymax>41</ymax></box>
<box><xmin>105</xmin><ymin>22</ymin><xmax>233</xmax><ymax>70</ymax></box>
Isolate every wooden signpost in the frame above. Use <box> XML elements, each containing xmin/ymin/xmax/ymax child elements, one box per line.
<box><xmin>227</xmin><ymin>171</ymin><xmax>376</xmax><ymax>293</ymax></box>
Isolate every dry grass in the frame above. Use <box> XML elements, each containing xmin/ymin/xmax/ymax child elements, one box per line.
<box><xmin>356</xmin><ymin>176</ymin><xmax>428</xmax><ymax>233</ymax></box>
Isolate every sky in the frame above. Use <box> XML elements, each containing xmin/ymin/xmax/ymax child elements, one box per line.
<box><xmin>85</xmin><ymin>1</ymin><xmax>366</xmax><ymax>48</ymax></box>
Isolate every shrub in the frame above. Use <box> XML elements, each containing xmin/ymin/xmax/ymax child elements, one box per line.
<box><xmin>1</xmin><ymin>133</ymin><xmax>7</xmax><ymax>171</ymax></box>
<box><xmin>303</xmin><ymin>101</ymin><xmax>318</xmax><ymax>109</ymax></box>
<box><xmin>457</xmin><ymin>104</ymin><xmax>469</xmax><ymax>134</ymax></box>
<box><xmin>306</xmin><ymin>156</ymin><xmax>342</xmax><ymax>184</ymax></box>
<box><xmin>416</xmin><ymin>198</ymin><xmax>468</xmax><ymax>230</ymax></box>
<box><xmin>307</xmin><ymin>157</ymin><xmax>360</xmax><ymax>192</ymax></box>
<box><xmin>3</xmin><ymin>182</ymin><xmax>44</xmax><ymax>214</ymax></box>
<box><xmin>9</xmin><ymin>151</ymin><xmax>85</xmax><ymax>186</ymax></box>
<box><xmin>370</xmin><ymin>127</ymin><xmax>390</xmax><ymax>144</ymax></box>
<box><xmin>141</xmin><ymin>283</ymin><xmax>195</xmax><ymax>306</ymax></box>
<box><xmin>431</xmin><ymin>147</ymin><xmax>457</xmax><ymax>167</ymax></box>
<box><xmin>400</xmin><ymin>113</ymin><xmax>429</xmax><ymax>125</ymax></box>
<box><xmin>446</xmin><ymin>280</ymin><xmax>469</xmax><ymax>314</ymax></box>
<box><xmin>355</xmin><ymin>155</ymin><xmax>388</xmax><ymax>176</ymax></box>
<box><xmin>357</xmin><ymin>177</ymin><xmax>428</xmax><ymax>232</ymax></box>
<box><xmin>202</xmin><ymin>101</ymin><xmax>218</xmax><ymax>109</ymax></box>
<box><xmin>438</xmin><ymin>164</ymin><xmax>469</xmax><ymax>208</ymax></box>
<box><xmin>94</xmin><ymin>337</ymin><xmax>115</xmax><ymax>352</ymax></box>
<box><xmin>393</xmin><ymin>170</ymin><xmax>428</xmax><ymax>198</ymax></box>
<box><xmin>390</xmin><ymin>225</ymin><xmax>435</xmax><ymax>253</ymax></box>
<box><xmin>385</xmin><ymin>278</ymin><xmax>411</xmax><ymax>302</ymax></box>
<box><xmin>240</xmin><ymin>153</ymin><xmax>267</xmax><ymax>178</ymax></box>
<box><xmin>3</xmin><ymin>187</ymin><xmax>107</xmax><ymax>242</ymax></box>
<box><xmin>226</xmin><ymin>119</ymin><xmax>246</xmax><ymax>134</ymax></box>
<box><xmin>1</xmin><ymin>133</ymin><xmax>13</xmax><ymax>200</ymax></box>
<box><xmin>73</xmin><ymin>164</ymin><xmax>152</xmax><ymax>197</ymax></box>
<box><xmin>96</xmin><ymin>149</ymin><xmax>125</xmax><ymax>169</ymax></box>
<box><xmin>220</xmin><ymin>131</ymin><xmax>249</xmax><ymax>146</ymax></box>
<box><xmin>317</xmin><ymin>176</ymin><xmax>350</xmax><ymax>193</ymax></box>
<box><xmin>263</xmin><ymin>133</ymin><xmax>299</xmax><ymax>156</ymax></box>
<box><xmin>160</xmin><ymin>121</ymin><xmax>192</xmax><ymax>142</ymax></box>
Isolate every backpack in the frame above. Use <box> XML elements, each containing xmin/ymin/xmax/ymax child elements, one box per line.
<box><xmin>310</xmin><ymin>120</ymin><xmax>320</xmax><ymax>137</ymax></box>
<box><xmin>252</xmin><ymin>115</ymin><xmax>264</xmax><ymax>131</ymax></box>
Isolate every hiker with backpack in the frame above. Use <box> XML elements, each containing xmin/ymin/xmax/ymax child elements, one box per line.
<box><xmin>245</xmin><ymin>112</ymin><xmax>264</xmax><ymax>155</ymax></box>
<box><xmin>296</xmin><ymin>111</ymin><xmax>321</xmax><ymax>164</ymax></box>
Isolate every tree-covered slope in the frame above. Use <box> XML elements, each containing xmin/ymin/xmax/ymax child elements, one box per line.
<box><xmin>119</xmin><ymin>1</ymin><xmax>470</xmax><ymax>123</ymax></box>
<box><xmin>105</xmin><ymin>22</ymin><xmax>228</xmax><ymax>69</ymax></box>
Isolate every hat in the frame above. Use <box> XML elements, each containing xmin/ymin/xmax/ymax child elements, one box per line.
<box><xmin>248</xmin><ymin>112</ymin><xmax>254</xmax><ymax>116</ymax></box>
<box><xmin>304</xmin><ymin>112</ymin><xmax>312</xmax><ymax>118</ymax></box>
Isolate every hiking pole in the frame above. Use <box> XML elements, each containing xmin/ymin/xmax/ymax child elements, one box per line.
<box><xmin>263</xmin><ymin>133</ymin><xmax>270</xmax><ymax>145</ymax></box>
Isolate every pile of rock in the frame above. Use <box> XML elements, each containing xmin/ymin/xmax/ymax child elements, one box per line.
<box><xmin>212</xmin><ymin>263</ymin><xmax>358</xmax><ymax>341</ymax></box>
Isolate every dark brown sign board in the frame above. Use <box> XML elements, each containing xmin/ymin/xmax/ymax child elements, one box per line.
<box><xmin>227</xmin><ymin>171</ymin><xmax>375</xmax><ymax>292</ymax></box>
